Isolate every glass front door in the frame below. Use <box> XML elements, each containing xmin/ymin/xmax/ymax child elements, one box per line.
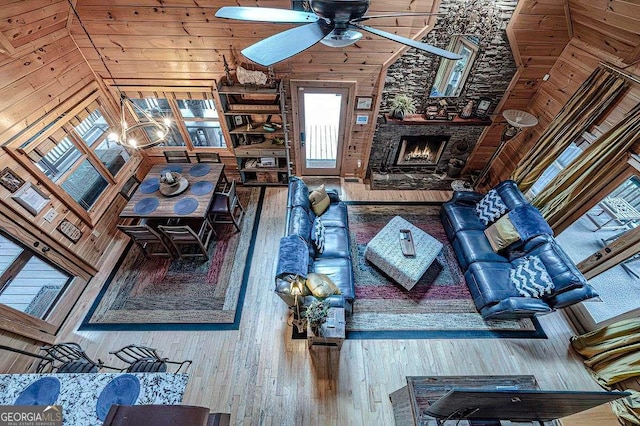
<box><xmin>298</xmin><ymin>87</ymin><xmax>348</xmax><ymax>176</ymax></box>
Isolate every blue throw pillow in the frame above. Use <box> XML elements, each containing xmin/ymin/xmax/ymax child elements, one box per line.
<box><xmin>510</xmin><ymin>255</ymin><xmax>555</xmax><ymax>298</ymax></box>
<box><xmin>475</xmin><ymin>189</ymin><xmax>508</xmax><ymax>226</ymax></box>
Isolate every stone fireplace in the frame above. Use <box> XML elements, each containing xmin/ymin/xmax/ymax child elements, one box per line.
<box><xmin>395</xmin><ymin>135</ymin><xmax>449</xmax><ymax>169</ymax></box>
<box><xmin>368</xmin><ymin>116</ymin><xmax>490</xmax><ymax>190</ymax></box>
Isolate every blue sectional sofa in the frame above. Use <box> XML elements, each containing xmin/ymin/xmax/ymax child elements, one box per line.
<box><xmin>274</xmin><ymin>177</ymin><xmax>355</xmax><ymax>313</ymax></box>
<box><xmin>441</xmin><ymin>180</ymin><xmax>598</xmax><ymax>320</ymax></box>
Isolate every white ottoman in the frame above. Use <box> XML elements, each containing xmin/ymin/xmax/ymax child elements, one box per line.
<box><xmin>364</xmin><ymin>216</ymin><xmax>443</xmax><ymax>290</ymax></box>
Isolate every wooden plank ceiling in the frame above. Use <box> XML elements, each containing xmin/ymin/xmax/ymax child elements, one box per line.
<box><xmin>569</xmin><ymin>0</ymin><xmax>640</xmax><ymax>64</ymax></box>
<box><xmin>69</xmin><ymin>0</ymin><xmax>438</xmax><ymax>86</ymax></box>
<box><xmin>0</xmin><ymin>0</ymin><xmax>70</xmax><ymax>62</ymax></box>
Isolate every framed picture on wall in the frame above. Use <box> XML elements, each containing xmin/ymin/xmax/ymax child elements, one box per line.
<box><xmin>11</xmin><ymin>182</ymin><xmax>49</xmax><ymax>216</ymax></box>
<box><xmin>474</xmin><ymin>98</ymin><xmax>492</xmax><ymax>119</ymax></box>
<box><xmin>356</xmin><ymin>114</ymin><xmax>369</xmax><ymax>125</ymax></box>
<box><xmin>356</xmin><ymin>97</ymin><xmax>373</xmax><ymax>110</ymax></box>
<box><xmin>0</xmin><ymin>167</ymin><xmax>25</xmax><ymax>193</ymax></box>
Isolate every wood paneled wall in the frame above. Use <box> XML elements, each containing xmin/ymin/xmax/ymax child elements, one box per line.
<box><xmin>486</xmin><ymin>39</ymin><xmax>640</xmax><ymax>188</ymax></box>
<box><xmin>68</xmin><ymin>0</ymin><xmax>439</xmax><ymax>177</ymax></box>
<box><xmin>475</xmin><ymin>0</ymin><xmax>640</xmax><ymax>187</ymax></box>
<box><xmin>465</xmin><ymin>0</ymin><xmax>571</xmax><ymax>174</ymax></box>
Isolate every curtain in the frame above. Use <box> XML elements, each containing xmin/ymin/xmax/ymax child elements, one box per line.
<box><xmin>532</xmin><ymin>103</ymin><xmax>640</xmax><ymax>227</ymax></box>
<box><xmin>570</xmin><ymin>317</ymin><xmax>640</xmax><ymax>388</ymax></box>
<box><xmin>511</xmin><ymin>67</ymin><xmax>628</xmax><ymax>192</ymax></box>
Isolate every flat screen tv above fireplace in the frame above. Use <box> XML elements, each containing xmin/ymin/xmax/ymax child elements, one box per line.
<box><xmin>395</xmin><ymin>135</ymin><xmax>450</xmax><ymax>168</ymax></box>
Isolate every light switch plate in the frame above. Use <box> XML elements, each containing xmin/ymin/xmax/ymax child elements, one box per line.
<box><xmin>44</xmin><ymin>208</ymin><xmax>58</xmax><ymax>222</ymax></box>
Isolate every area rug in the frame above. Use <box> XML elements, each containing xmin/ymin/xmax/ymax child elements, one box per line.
<box><xmin>346</xmin><ymin>202</ymin><xmax>546</xmax><ymax>339</ymax></box>
<box><xmin>80</xmin><ymin>187</ymin><xmax>264</xmax><ymax>331</ymax></box>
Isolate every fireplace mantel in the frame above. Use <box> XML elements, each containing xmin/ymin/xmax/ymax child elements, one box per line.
<box><xmin>384</xmin><ymin>113</ymin><xmax>492</xmax><ymax>127</ymax></box>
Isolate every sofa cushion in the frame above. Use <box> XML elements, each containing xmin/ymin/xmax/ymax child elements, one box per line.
<box><xmin>484</xmin><ymin>214</ymin><xmax>520</xmax><ymax>252</ymax></box>
<box><xmin>526</xmin><ymin>240</ymin><xmax>591</xmax><ymax>298</ymax></box>
<box><xmin>509</xmin><ymin>255</ymin><xmax>555</xmax><ymax>298</ymax></box>
<box><xmin>288</xmin><ymin>177</ymin><xmax>311</xmax><ymax>212</ymax></box>
<box><xmin>475</xmin><ymin>189</ymin><xmax>508</xmax><ymax>225</ymax></box>
<box><xmin>315</xmin><ymin>227</ymin><xmax>351</xmax><ymax>259</ymax></box>
<box><xmin>317</xmin><ymin>202</ymin><xmax>348</xmax><ymax>228</ymax></box>
<box><xmin>480</xmin><ymin>297</ymin><xmax>553</xmax><ymax>320</ymax></box>
<box><xmin>309</xmin><ymin>184</ymin><xmax>331</xmax><ymax>216</ymax></box>
<box><xmin>546</xmin><ymin>285</ymin><xmax>599</xmax><ymax>309</ymax></box>
<box><xmin>441</xmin><ymin>203</ymin><xmax>486</xmax><ymax>240</ymax></box>
<box><xmin>306</xmin><ymin>273</ymin><xmax>341</xmax><ymax>298</ymax></box>
<box><xmin>464</xmin><ymin>261</ymin><xmax>520</xmax><ymax>309</ymax></box>
<box><xmin>311</xmin><ymin>257</ymin><xmax>355</xmax><ymax>301</ymax></box>
<box><xmin>452</xmin><ymin>229</ymin><xmax>510</xmax><ymax>271</ymax></box>
<box><xmin>288</xmin><ymin>206</ymin><xmax>313</xmax><ymax>245</ymax></box>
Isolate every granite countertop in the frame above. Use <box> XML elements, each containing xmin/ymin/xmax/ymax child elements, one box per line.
<box><xmin>0</xmin><ymin>373</ymin><xmax>189</xmax><ymax>425</ymax></box>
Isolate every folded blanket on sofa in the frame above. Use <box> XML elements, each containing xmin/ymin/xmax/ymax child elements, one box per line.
<box><xmin>275</xmin><ymin>235</ymin><xmax>309</xmax><ymax>278</ymax></box>
<box><xmin>509</xmin><ymin>204</ymin><xmax>553</xmax><ymax>241</ymax></box>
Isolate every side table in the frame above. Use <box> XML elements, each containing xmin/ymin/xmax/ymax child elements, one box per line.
<box><xmin>308</xmin><ymin>307</ymin><xmax>346</xmax><ymax>350</ymax></box>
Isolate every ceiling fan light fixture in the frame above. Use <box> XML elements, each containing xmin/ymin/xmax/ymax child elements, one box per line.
<box><xmin>320</xmin><ymin>29</ymin><xmax>362</xmax><ymax>47</ymax></box>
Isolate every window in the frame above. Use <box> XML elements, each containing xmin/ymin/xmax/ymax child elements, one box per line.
<box><xmin>0</xmin><ymin>232</ymin><xmax>71</xmax><ymax>319</ymax></box>
<box><xmin>127</xmin><ymin>93</ymin><xmax>226</xmax><ymax>149</ymax></box>
<box><xmin>74</xmin><ymin>110</ymin><xmax>130</xmax><ymax>176</ymax></box>
<box><xmin>26</xmin><ymin>100</ymin><xmax>130</xmax><ymax>212</ymax></box>
<box><xmin>130</xmin><ymin>98</ymin><xmax>186</xmax><ymax>146</ymax></box>
<box><xmin>526</xmin><ymin>129</ymin><xmax>601</xmax><ymax>198</ymax></box>
<box><xmin>178</xmin><ymin>99</ymin><xmax>224</xmax><ymax>147</ymax></box>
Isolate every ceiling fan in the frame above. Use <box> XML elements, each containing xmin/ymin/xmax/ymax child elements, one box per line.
<box><xmin>215</xmin><ymin>0</ymin><xmax>463</xmax><ymax>66</ymax></box>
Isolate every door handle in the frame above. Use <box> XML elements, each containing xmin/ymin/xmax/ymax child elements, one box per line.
<box><xmin>300</xmin><ymin>132</ymin><xmax>305</xmax><ymax>147</ymax></box>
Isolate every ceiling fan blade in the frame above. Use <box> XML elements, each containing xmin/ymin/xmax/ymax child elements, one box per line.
<box><xmin>352</xmin><ymin>12</ymin><xmax>445</xmax><ymax>23</ymax></box>
<box><xmin>352</xmin><ymin>23</ymin><xmax>463</xmax><ymax>60</ymax></box>
<box><xmin>242</xmin><ymin>21</ymin><xmax>333</xmax><ymax>66</ymax></box>
<box><xmin>215</xmin><ymin>6</ymin><xmax>319</xmax><ymax>23</ymax></box>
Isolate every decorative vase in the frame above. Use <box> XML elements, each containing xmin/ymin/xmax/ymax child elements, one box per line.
<box><xmin>393</xmin><ymin>111</ymin><xmax>405</xmax><ymax>120</ymax></box>
<box><xmin>460</xmin><ymin>100</ymin><xmax>474</xmax><ymax>119</ymax></box>
<box><xmin>447</xmin><ymin>159</ymin><xmax>465</xmax><ymax>178</ymax></box>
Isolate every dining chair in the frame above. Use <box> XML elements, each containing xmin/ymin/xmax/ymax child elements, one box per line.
<box><xmin>119</xmin><ymin>175</ymin><xmax>140</xmax><ymax>201</ymax></box>
<box><xmin>37</xmin><ymin>342</ymin><xmax>112</xmax><ymax>373</ymax></box>
<box><xmin>158</xmin><ymin>220</ymin><xmax>214</xmax><ymax>259</ymax></box>
<box><xmin>164</xmin><ymin>150</ymin><xmax>190</xmax><ymax>163</ymax></box>
<box><xmin>196</xmin><ymin>152</ymin><xmax>230</xmax><ymax>191</ymax></box>
<box><xmin>208</xmin><ymin>180</ymin><xmax>245</xmax><ymax>232</ymax></box>
<box><xmin>109</xmin><ymin>344</ymin><xmax>192</xmax><ymax>373</ymax></box>
<box><xmin>117</xmin><ymin>224</ymin><xmax>174</xmax><ymax>258</ymax></box>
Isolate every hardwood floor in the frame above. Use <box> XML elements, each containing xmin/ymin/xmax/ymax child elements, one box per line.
<box><xmin>55</xmin><ymin>183</ymin><xmax>613</xmax><ymax>425</ymax></box>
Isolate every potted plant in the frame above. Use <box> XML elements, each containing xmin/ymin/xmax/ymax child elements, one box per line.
<box><xmin>389</xmin><ymin>94</ymin><xmax>416</xmax><ymax>120</ymax></box>
<box><xmin>303</xmin><ymin>298</ymin><xmax>330</xmax><ymax>336</ymax></box>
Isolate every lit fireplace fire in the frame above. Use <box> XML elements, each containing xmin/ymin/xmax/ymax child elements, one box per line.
<box><xmin>395</xmin><ymin>135</ymin><xmax>449</xmax><ymax>168</ymax></box>
<box><xmin>405</xmin><ymin>144</ymin><xmax>433</xmax><ymax>162</ymax></box>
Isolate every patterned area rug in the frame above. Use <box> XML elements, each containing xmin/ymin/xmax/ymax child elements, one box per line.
<box><xmin>80</xmin><ymin>187</ymin><xmax>263</xmax><ymax>331</ymax></box>
<box><xmin>346</xmin><ymin>202</ymin><xmax>546</xmax><ymax>339</ymax></box>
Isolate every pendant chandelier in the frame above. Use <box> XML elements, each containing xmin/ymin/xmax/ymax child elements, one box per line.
<box><xmin>107</xmin><ymin>95</ymin><xmax>172</xmax><ymax>149</ymax></box>
<box><xmin>69</xmin><ymin>0</ymin><xmax>170</xmax><ymax>149</ymax></box>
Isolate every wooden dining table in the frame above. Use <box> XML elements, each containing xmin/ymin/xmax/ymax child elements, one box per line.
<box><xmin>120</xmin><ymin>163</ymin><xmax>224</xmax><ymax>221</ymax></box>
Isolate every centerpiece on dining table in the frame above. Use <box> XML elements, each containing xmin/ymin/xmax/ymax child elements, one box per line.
<box><xmin>159</xmin><ymin>171</ymin><xmax>189</xmax><ymax>196</ymax></box>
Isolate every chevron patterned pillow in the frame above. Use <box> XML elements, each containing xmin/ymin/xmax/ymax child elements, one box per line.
<box><xmin>475</xmin><ymin>189</ymin><xmax>508</xmax><ymax>226</ymax></box>
<box><xmin>509</xmin><ymin>256</ymin><xmax>555</xmax><ymax>298</ymax></box>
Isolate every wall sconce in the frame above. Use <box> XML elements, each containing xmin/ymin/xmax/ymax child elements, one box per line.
<box><xmin>475</xmin><ymin>109</ymin><xmax>538</xmax><ymax>187</ymax></box>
